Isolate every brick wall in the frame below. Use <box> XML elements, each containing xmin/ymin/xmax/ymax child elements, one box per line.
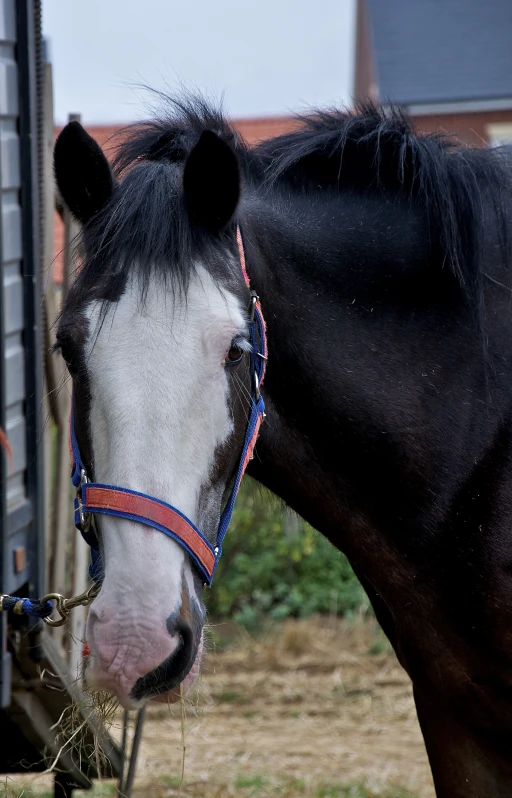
<box><xmin>354</xmin><ymin>0</ymin><xmax>378</xmax><ymax>104</ymax></box>
<box><xmin>412</xmin><ymin>108</ymin><xmax>512</xmax><ymax>146</ymax></box>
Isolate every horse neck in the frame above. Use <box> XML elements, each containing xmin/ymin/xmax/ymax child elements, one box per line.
<box><xmin>243</xmin><ymin>189</ymin><xmax>512</xmax><ymax>554</ymax></box>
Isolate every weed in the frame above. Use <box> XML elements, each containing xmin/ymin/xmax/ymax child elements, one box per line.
<box><xmin>234</xmin><ymin>774</ymin><xmax>267</xmax><ymax>790</ymax></box>
<box><xmin>217</xmin><ymin>691</ymin><xmax>247</xmax><ymax>704</ymax></box>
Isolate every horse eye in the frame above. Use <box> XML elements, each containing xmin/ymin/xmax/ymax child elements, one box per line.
<box><xmin>226</xmin><ymin>342</ymin><xmax>244</xmax><ymax>365</ymax></box>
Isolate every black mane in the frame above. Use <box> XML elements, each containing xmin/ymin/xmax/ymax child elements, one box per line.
<box><xmin>73</xmin><ymin>98</ymin><xmax>248</xmax><ymax>301</ymax></box>
<box><xmin>255</xmin><ymin>104</ymin><xmax>512</xmax><ymax>295</ymax></box>
<box><xmin>75</xmin><ymin>97</ymin><xmax>512</xmax><ymax>303</ymax></box>
<box><xmin>113</xmin><ymin>97</ymin><xmax>242</xmax><ymax>172</ymax></box>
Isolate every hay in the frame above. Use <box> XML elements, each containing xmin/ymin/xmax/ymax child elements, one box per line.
<box><xmin>46</xmin><ymin>686</ymin><xmax>120</xmax><ymax>780</ymax></box>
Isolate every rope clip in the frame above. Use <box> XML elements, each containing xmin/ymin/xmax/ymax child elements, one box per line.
<box><xmin>41</xmin><ymin>582</ymin><xmax>101</xmax><ymax>628</ymax></box>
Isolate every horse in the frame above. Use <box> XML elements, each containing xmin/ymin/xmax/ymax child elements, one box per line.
<box><xmin>53</xmin><ymin>98</ymin><xmax>512</xmax><ymax>797</ymax></box>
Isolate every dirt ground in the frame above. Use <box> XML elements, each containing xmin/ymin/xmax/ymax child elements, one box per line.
<box><xmin>5</xmin><ymin>616</ymin><xmax>435</xmax><ymax>798</ymax></box>
<box><xmin>129</xmin><ymin>616</ymin><xmax>435</xmax><ymax>798</ymax></box>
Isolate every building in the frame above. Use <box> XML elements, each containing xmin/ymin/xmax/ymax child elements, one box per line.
<box><xmin>55</xmin><ymin>0</ymin><xmax>512</xmax><ymax>279</ymax></box>
<box><xmin>354</xmin><ymin>0</ymin><xmax>512</xmax><ymax>146</ymax></box>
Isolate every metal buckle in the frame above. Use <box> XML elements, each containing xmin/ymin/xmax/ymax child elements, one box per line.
<box><xmin>253</xmin><ymin>372</ymin><xmax>261</xmax><ymax>402</ymax></box>
<box><xmin>248</xmin><ymin>291</ymin><xmax>259</xmax><ymax>322</ymax></box>
<box><xmin>76</xmin><ymin>468</ymin><xmax>91</xmax><ymax>534</ymax></box>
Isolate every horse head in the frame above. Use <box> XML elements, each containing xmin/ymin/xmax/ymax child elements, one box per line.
<box><xmin>54</xmin><ymin>115</ymin><xmax>260</xmax><ymax>707</ymax></box>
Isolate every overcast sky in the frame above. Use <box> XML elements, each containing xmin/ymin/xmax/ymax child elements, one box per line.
<box><xmin>43</xmin><ymin>0</ymin><xmax>355</xmax><ymax>125</ymax></box>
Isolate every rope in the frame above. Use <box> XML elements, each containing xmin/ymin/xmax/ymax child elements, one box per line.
<box><xmin>0</xmin><ymin>594</ymin><xmax>53</xmax><ymax>619</ymax></box>
<box><xmin>0</xmin><ymin>582</ymin><xmax>100</xmax><ymax>626</ymax></box>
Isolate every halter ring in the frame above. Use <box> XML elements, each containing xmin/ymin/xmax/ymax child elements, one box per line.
<box><xmin>76</xmin><ymin>468</ymin><xmax>91</xmax><ymax>534</ymax></box>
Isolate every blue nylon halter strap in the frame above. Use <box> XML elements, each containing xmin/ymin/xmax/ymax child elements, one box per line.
<box><xmin>70</xmin><ymin>226</ymin><xmax>266</xmax><ymax>586</ymax></box>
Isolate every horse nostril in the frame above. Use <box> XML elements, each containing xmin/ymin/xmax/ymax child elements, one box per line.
<box><xmin>129</xmin><ymin>619</ymin><xmax>197</xmax><ymax>702</ymax></box>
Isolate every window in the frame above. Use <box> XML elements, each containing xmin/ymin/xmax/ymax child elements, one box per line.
<box><xmin>487</xmin><ymin>123</ymin><xmax>512</xmax><ymax>147</ymax></box>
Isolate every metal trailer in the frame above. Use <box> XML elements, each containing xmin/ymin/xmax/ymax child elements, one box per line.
<box><xmin>0</xmin><ymin>0</ymin><xmax>45</xmax><ymax>711</ymax></box>
<box><xmin>0</xmin><ymin>2</ymin><xmax>121</xmax><ymax>794</ymax></box>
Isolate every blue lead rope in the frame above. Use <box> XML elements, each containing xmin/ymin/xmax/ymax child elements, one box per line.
<box><xmin>0</xmin><ymin>595</ymin><xmax>54</xmax><ymax>619</ymax></box>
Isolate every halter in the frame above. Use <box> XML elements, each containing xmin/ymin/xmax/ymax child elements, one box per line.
<box><xmin>70</xmin><ymin>227</ymin><xmax>266</xmax><ymax>586</ymax></box>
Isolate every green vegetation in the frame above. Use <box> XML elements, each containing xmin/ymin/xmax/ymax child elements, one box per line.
<box><xmin>207</xmin><ymin>478</ymin><xmax>367</xmax><ymax>627</ymax></box>
<box><xmin>225</xmin><ymin>778</ymin><xmax>419</xmax><ymax>797</ymax></box>
<box><xmin>3</xmin><ymin>778</ymin><xmax>419</xmax><ymax>798</ymax></box>
<box><xmin>1</xmin><ymin>786</ymin><xmax>53</xmax><ymax>798</ymax></box>
<box><xmin>234</xmin><ymin>773</ymin><xmax>268</xmax><ymax>790</ymax></box>
<box><xmin>217</xmin><ymin>690</ymin><xmax>248</xmax><ymax>704</ymax></box>
<box><xmin>157</xmin><ymin>774</ymin><xmax>186</xmax><ymax>789</ymax></box>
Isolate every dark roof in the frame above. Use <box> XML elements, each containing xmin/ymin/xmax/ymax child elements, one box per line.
<box><xmin>366</xmin><ymin>0</ymin><xmax>512</xmax><ymax>106</ymax></box>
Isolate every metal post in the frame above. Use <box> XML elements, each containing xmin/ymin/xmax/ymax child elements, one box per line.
<box><xmin>15</xmin><ymin>0</ymin><xmax>45</xmax><ymax>615</ymax></box>
<box><xmin>117</xmin><ymin>708</ymin><xmax>129</xmax><ymax>796</ymax></box>
<box><xmin>119</xmin><ymin>707</ymin><xmax>146</xmax><ymax>798</ymax></box>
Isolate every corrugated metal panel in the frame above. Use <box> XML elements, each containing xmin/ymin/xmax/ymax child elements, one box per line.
<box><xmin>1</xmin><ymin>0</ymin><xmax>27</xmax><ymax>514</ymax></box>
<box><xmin>5</xmin><ymin>339</ymin><xmax>24</xmax><ymax>407</ymax></box>
<box><xmin>0</xmin><ymin>121</ymin><xmax>19</xmax><ymax>188</ymax></box>
<box><xmin>1</xmin><ymin>1</ymin><xmax>45</xmax><ymax>682</ymax></box>
<box><xmin>2</xmin><ymin>193</ymin><xmax>22</xmax><ymax>262</ymax></box>
<box><xmin>0</xmin><ymin>0</ymin><xmax>15</xmax><ymax>41</ymax></box>
<box><xmin>0</xmin><ymin>0</ymin><xmax>47</xmax><ymax>718</ymax></box>
<box><xmin>3</xmin><ymin>264</ymin><xmax>23</xmax><ymax>335</ymax></box>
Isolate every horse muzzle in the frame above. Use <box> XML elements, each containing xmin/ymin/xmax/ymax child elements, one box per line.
<box><xmin>84</xmin><ymin>590</ymin><xmax>204</xmax><ymax>708</ymax></box>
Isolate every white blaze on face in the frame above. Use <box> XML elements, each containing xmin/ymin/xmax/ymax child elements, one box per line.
<box><xmin>82</xmin><ymin>265</ymin><xmax>246</xmax><ymax>698</ymax></box>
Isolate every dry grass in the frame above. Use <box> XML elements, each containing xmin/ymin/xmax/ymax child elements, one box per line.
<box><xmin>4</xmin><ymin>616</ymin><xmax>434</xmax><ymax>798</ymax></box>
<box><xmin>131</xmin><ymin>615</ymin><xmax>433</xmax><ymax>797</ymax></box>
<box><xmin>48</xmin><ymin>689</ymin><xmax>120</xmax><ymax>779</ymax></box>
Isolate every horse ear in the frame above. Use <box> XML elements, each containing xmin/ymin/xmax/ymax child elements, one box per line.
<box><xmin>54</xmin><ymin>121</ymin><xmax>114</xmax><ymax>224</ymax></box>
<box><xmin>183</xmin><ymin>130</ymin><xmax>240</xmax><ymax>232</ymax></box>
